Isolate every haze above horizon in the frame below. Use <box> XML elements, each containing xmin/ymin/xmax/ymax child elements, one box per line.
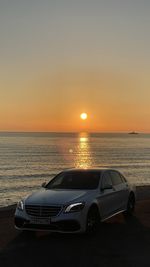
<box><xmin>0</xmin><ymin>0</ymin><xmax>150</xmax><ymax>132</ymax></box>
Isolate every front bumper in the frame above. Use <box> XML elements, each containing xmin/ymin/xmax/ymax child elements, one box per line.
<box><xmin>15</xmin><ymin>216</ymin><xmax>80</xmax><ymax>232</ymax></box>
<box><xmin>14</xmin><ymin>207</ymin><xmax>87</xmax><ymax>233</ymax></box>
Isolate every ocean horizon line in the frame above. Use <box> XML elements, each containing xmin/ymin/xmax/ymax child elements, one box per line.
<box><xmin>0</xmin><ymin>130</ymin><xmax>148</xmax><ymax>134</ymax></box>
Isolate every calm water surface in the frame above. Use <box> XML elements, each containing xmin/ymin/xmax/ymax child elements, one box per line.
<box><xmin>0</xmin><ymin>132</ymin><xmax>150</xmax><ymax>207</ymax></box>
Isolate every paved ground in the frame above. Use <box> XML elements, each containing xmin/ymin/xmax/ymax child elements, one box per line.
<box><xmin>0</xmin><ymin>200</ymin><xmax>150</xmax><ymax>267</ymax></box>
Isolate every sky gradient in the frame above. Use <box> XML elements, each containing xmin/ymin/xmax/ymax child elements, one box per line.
<box><xmin>0</xmin><ymin>0</ymin><xmax>150</xmax><ymax>132</ymax></box>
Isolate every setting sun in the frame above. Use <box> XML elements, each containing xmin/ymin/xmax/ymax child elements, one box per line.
<box><xmin>80</xmin><ymin>113</ymin><xmax>88</xmax><ymax>120</ymax></box>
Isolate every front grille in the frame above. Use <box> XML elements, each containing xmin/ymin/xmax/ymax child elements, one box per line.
<box><xmin>25</xmin><ymin>205</ymin><xmax>62</xmax><ymax>218</ymax></box>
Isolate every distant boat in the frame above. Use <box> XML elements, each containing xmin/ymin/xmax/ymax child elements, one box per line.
<box><xmin>128</xmin><ymin>131</ymin><xmax>138</xmax><ymax>134</ymax></box>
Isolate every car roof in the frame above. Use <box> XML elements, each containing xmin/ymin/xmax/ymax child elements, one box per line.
<box><xmin>62</xmin><ymin>168</ymin><xmax>115</xmax><ymax>173</ymax></box>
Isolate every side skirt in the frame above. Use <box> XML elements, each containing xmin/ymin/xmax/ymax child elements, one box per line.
<box><xmin>101</xmin><ymin>209</ymin><xmax>126</xmax><ymax>222</ymax></box>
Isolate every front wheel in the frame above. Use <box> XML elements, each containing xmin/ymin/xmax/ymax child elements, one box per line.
<box><xmin>86</xmin><ymin>206</ymin><xmax>101</xmax><ymax>234</ymax></box>
<box><xmin>124</xmin><ymin>193</ymin><xmax>135</xmax><ymax>217</ymax></box>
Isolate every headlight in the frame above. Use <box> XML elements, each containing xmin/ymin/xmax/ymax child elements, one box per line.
<box><xmin>64</xmin><ymin>202</ymin><xmax>85</xmax><ymax>213</ymax></box>
<box><xmin>17</xmin><ymin>200</ymin><xmax>24</xmax><ymax>211</ymax></box>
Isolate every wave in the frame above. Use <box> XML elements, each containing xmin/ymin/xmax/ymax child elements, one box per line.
<box><xmin>0</xmin><ymin>173</ymin><xmax>57</xmax><ymax>180</ymax></box>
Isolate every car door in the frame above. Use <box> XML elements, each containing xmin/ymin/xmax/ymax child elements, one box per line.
<box><xmin>110</xmin><ymin>170</ymin><xmax>129</xmax><ymax>212</ymax></box>
<box><xmin>98</xmin><ymin>171</ymin><xmax>116</xmax><ymax>220</ymax></box>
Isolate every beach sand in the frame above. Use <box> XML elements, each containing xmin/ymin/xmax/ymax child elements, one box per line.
<box><xmin>0</xmin><ymin>186</ymin><xmax>149</xmax><ymax>267</ymax></box>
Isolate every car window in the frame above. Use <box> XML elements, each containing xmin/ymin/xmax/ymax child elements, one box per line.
<box><xmin>110</xmin><ymin>171</ymin><xmax>123</xmax><ymax>186</ymax></box>
<box><xmin>101</xmin><ymin>172</ymin><xmax>112</xmax><ymax>188</ymax></box>
<box><xmin>48</xmin><ymin>173</ymin><xmax>64</xmax><ymax>188</ymax></box>
<box><xmin>46</xmin><ymin>171</ymin><xmax>101</xmax><ymax>190</ymax></box>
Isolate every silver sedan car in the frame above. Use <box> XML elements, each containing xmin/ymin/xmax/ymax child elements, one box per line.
<box><xmin>15</xmin><ymin>168</ymin><xmax>136</xmax><ymax>233</ymax></box>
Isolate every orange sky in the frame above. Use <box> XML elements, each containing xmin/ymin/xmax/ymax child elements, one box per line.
<box><xmin>1</xmin><ymin>68</ymin><xmax>149</xmax><ymax>132</ymax></box>
<box><xmin>0</xmin><ymin>1</ymin><xmax>150</xmax><ymax>133</ymax></box>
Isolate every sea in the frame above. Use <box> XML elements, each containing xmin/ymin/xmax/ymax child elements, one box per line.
<box><xmin>0</xmin><ymin>132</ymin><xmax>150</xmax><ymax>207</ymax></box>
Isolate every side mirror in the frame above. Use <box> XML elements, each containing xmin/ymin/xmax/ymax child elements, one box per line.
<box><xmin>42</xmin><ymin>182</ymin><xmax>47</xmax><ymax>188</ymax></box>
<box><xmin>101</xmin><ymin>184</ymin><xmax>113</xmax><ymax>191</ymax></box>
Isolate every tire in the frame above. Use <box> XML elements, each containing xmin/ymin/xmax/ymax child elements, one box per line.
<box><xmin>124</xmin><ymin>193</ymin><xmax>135</xmax><ymax>217</ymax></box>
<box><xmin>86</xmin><ymin>206</ymin><xmax>101</xmax><ymax>234</ymax></box>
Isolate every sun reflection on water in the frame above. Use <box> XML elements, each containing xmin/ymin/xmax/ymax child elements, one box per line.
<box><xmin>80</xmin><ymin>137</ymin><xmax>88</xmax><ymax>142</ymax></box>
<box><xmin>75</xmin><ymin>132</ymin><xmax>92</xmax><ymax>169</ymax></box>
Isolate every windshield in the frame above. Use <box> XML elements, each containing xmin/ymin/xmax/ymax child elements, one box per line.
<box><xmin>46</xmin><ymin>171</ymin><xmax>100</xmax><ymax>190</ymax></box>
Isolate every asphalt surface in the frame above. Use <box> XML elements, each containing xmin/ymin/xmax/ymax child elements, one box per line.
<box><xmin>0</xmin><ymin>200</ymin><xmax>150</xmax><ymax>267</ymax></box>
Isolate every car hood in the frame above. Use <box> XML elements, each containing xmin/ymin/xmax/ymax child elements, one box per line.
<box><xmin>25</xmin><ymin>189</ymin><xmax>92</xmax><ymax>205</ymax></box>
